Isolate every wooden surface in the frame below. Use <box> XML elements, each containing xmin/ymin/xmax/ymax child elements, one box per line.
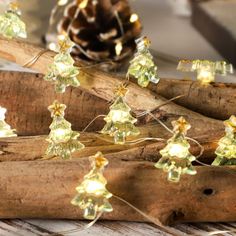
<box><xmin>0</xmin><ymin>1</ymin><xmax>236</xmax><ymax>235</ymax></box>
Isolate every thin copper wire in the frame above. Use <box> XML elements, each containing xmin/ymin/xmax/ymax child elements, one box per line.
<box><xmin>22</xmin><ymin>49</ymin><xmax>51</xmax><ymax>68</ymax></box>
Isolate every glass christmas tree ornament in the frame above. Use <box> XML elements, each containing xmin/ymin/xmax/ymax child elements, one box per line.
<box><xmin>0</xmin><ymin>1</ymin><xmax>27</xmax><ymax>39</ymax></box>
<box><xmin>45</xmin><ymin>100</ymin><xmax>84</xmax><ymax>160</ymax></box>
<box><xmin>212</xmin><ymin>115</ymin><xmax>236</xmax><ymax>166</ymax></box>
<box><xmin>71</xmin><ymin>152</ymin><xmax>113</xmax><ymax>220</ymax></box>
<box><xmin>101</xmin><ymin>84</ymin><xmax>140</xmax><ymax>144</ymax></box>
<box><xmin>177</xmin><ymin>60</ymin><xmax>233</xmax><ymax>85</ymax></box>
<box><xmin>0</xmin><ymin>107</ymin><xmax>17</xmax><ymax>138</ymax></box>
<box><xmin>127</xmin><ymin>36</ymin><xmax>160</xmax><ymax>88</ymax></box>
<box><xmin>44</xmin><ymin>35</ymin><xmax>80</xmax><ymax>93</ymax></box>
<box><xmin>155</xmin><ymin>117</ymin><xmax>197</xmax><ymax>182</ymax></box>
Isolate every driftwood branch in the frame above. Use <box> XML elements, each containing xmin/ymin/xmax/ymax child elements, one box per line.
<box><xmin>149</xmin><ymin>79</ymin><xmax>236</xmax><ymax>120</ymax></box>
<box><xmin>0</xmin><ymin>37</ymin><xmax>235</xmax><ymax>224</ymax></box>
<box><xmin>0</xmin><ymin>142</ymin><xmax>235</xmax><ymax>225</ymax></box>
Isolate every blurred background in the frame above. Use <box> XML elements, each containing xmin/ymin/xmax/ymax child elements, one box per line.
<box><xmin>0</xmin><ymin>0</ymin><xmax>235</xmax><ymax>81</ymax></box>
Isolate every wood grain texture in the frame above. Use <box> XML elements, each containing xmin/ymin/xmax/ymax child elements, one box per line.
<box><xmin>150</xmin><ymin>79</ymin><xmax>236</xmax><ymax>121</ymax></box>
<box><xmin>0</xmin><ymin>156</ymin><xmax>235</xmax><ymax>225</ymax></box>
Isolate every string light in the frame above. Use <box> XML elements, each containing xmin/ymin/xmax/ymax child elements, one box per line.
<box><xmin>58</xmin><ymin>0</ymin><xmax>69</xmax><ymax>6</ymax></box>
<box><xmin>127</xmin><ymin>36</ymin><xmax>160</xmax><ymax>88</ymax></box>
<box><xmin>212</xmin><ymin>115</ymin><xmax>236</xmax><ymax>166</ymax></box>
<box><xmin>44</xmin><ymin>35</ymin><xmax>80</xmax><ymax>93</ymax></box>
<box><xmin>71</xmin><ymin>152</ymin><xmax>113</xmax><ymax>220</ymax></box>
<box><xmin>101</xmin><ymin>84</ymin><xmax>140</xmax><ymax>145</ymax></box>
<box><xmin>79</xmin><ymin>0</ymin><xmax>89</xmax><ymax>9</ymax></box>
<box><xmin>177</xmin><ymin>60</ymin><xmax>234</xmax><ymax>85</ymax></box>
<box><xmin>0</xmin><ymin>0</ymin><xmax>27</xmax><ymax>39</ymax></box>
<box><xmin>130</xmin><ymin>13</ymin><xmax>139</xmax><ymax>23</ymax></box>
<box><xmin>45</xmin><ymin>100</ymin><xmax>84</xmax><ymax>160</ymax></box>
<box><xmin>155</xmin><ymin>117</ymin><xmax>197</xmax><ymax>182</ymax></box>
<box><xmin>0</xmin><ymin>106</ymin><xmax>17</xmax><ymax>138</ymax></box>
<box><xmin>115</xmin><ymin>41</ymin><xmax>123</xmax><ymax>56</ymax></box>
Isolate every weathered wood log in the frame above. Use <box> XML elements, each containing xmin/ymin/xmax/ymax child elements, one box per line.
<box><xmin>149</xmin><ymin>79</ymin><xmax>236</xmax><ymax>121</ymax></box>
<box><xmin>0</xmin><ymin>37</ymin><xmax>235</xmax><ymax>225</ymax></box>
<box><xmin>0</xmin><ymin>38</ymin><xmax>225</xmax><ymax>140</ymax></box>
<box><xmin>0</xmin><ymin>148</ymin><xmax>235</xmax><ymax>225</ymax></box>
<box><xmin>0</xmin><ymin>132</ymin><xmax>220</xmax><ymax>163</ymax></box>
<box><xmin>0</xmin><ymin>71</ymin><xmax>108</xmax><ymax>135</ymax></box>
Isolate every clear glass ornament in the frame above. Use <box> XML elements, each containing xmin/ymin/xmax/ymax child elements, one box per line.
<box><xmin>155</xmin><ymin>117</ymin><xmax>197</xmax><ymax>182</ymax></box>
<box><xmin>177</xmin><ymin>60</ymin><xmax>233</xmax><ymax>85</ymax></box>
<box><xmin>71</xmin><ymin>152</ymin><xmax>113</xmax><ymax>220</ymax></box>
<box><xmin>127</xmin><ymin>36</ymin><xmax>160</xmax><ymax>88</ymax></box>
<box><xmin>45</xmin><ymin>100</ymin><xmax>84</xmax><ymax>160</ymax></box>
<box><xmin>101</xmin><ymin>85</ymin><xmax>140</xmax><ymax>144</ymax></box>
<box><xmin>44</xmin><ymin>35</ymin><xmax>80</xmax><ymax>93</ymax></box>
<box><xmin>0</xmin><ymin>1</ymin><xmax>27</xmax><ymax>39</ymax></box>
<box><xmin>212</xmin><ymin>115</ymin><xmax>236</xmax><ymax>166</ymax></box>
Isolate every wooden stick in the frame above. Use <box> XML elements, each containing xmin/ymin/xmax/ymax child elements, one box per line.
<box><xmin>0</xmin><ymin>155</ymin><xmax>235</xmax><ymax>224</ymax></box>
<box><xmin>149</xmin><ymin>79</ymin><xmax>236</xmax><ymax>120</ymax></box>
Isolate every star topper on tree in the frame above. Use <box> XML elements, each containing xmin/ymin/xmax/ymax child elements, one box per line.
<box><xmin>44</xmin><ymin>34</ymin><xmax>80</xmax><ymax>93</ymax></box>
<box><xmin>0</xmin><ymin>0</ymin><xmax>27</xmax><ymax>39</ymax></box>
<box><xmin>101</xmin><ymin>83</ymin><xmax>140</xmax><ymax>144</ymax></box>
<box><xmin>45</xmin><ymin>100</ymin><xmax>84</xmax><ymax>160</ymax></box>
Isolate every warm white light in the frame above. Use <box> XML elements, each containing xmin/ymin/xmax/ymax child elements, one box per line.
<box><xmin>0</xmin><ymin>107</ymin><xmax>6</xmax><ymax>120</ymax></box>
<box><xmin>110</xmin><ymin>110</ymin><xmax>127</xmax><ymax>122</ymax></box>
<box><xmin>79</xmin><ymin>0</ymin><xmax>89</xmax><ymax>9</ymax></box>
<box><xmin>115</xmin><ymin>42</ymin><xmax>123</xmax><ymax>56</ymax></box>
<box><xmin>168</xmin><ymin>143</ymin><xmax>186</xmax><ymax>158</ymax></box>
<box><xmin>58</xmin><ymin>0</ymin><xmax>68</xmax><ymax>6</ymax></box>
<box><xmin>130</xmin><ymin>13</ymin><xmax>139</xmax><ymax>23</ymax></box>
<box><xmin>48</xmin><ymin>42</ymin><xmax>57</xmax><ymax>52</ymax></box>
<box><xmin>85</xmin><ymin>180</ymin><xmax>105</xmax><ymax>194</ymax></box>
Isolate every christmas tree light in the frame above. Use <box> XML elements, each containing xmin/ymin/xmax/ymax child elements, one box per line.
<box><xmin>71</xmin><ymin>152</ymin><xmax>113</xmax><ymax>220</ymax></box>
<box><xmin>44</xmin><ymin>35</ymin><xmax>80</xmax><ymax>93</ymax></box>
<box><xmin>101</xmin><ymin>84</ymin><xmax>140</xmax><ymax>144</ymax></box>
<box><xmin>0</xmin><ymin>1</ymin><xmax>27</xmax><ymax>39</ymax></box>
<box><xmin>45</xmin><ymin>100</ymin><xmax>84</xmax><ymax>160</ymax></box>
<box><xmin>0</xmin><ymin>106</ymin><xmax>17</xmax><ymax>138</ymax></box>
<box><xmin>127</xmin><ymin>36</ymin><xmax>160</xmax><ymax>87</ymax></box>
<box><xmin>212</xmin><ymin>115</ymin><xmax>236</xmax><ymax>166</ymax></box>
<box><xmin>177</xmin><ymin>60</ymin><xmax>233</xmax><ymax>85</ymax></box>
<box><xmin>155</xmin><ymin>117</ymin><xmax>197</xmax><ymax>182</ymax></box>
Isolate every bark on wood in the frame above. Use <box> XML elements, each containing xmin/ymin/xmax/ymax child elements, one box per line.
<box><xmin>0</xmin><ymin>153</ymin><xmax>235</xmax><ymax>225</ymax></box>
<box><xmin>0</xmin><ymin>39</ymin><xmax>224</xmax><ymax>140</ymax></box>
<box><xmin>0</xmin><ymin>71</ymin><xmax>108</xmax><ymax>135</ymax></box>
<box><xmin>149</xmin><ymin>79</ymin><xmax>236</xmax><ymax>121</ymax></box>
<box><xmin>0</xmin><ymin>133</ymin><xmax>220</xmax><ymax>163</ymax></box>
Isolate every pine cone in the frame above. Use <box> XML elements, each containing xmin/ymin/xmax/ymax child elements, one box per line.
<box><xmin>58</xmin><ymin>0</ymin><xmax>142</xmax><ymax>70</ymax></box>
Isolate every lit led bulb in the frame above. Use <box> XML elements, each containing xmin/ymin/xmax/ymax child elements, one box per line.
<box><xmin>101</xmin><ymin>84</ymin><xmax>140</xmax><ymax>144</ymax></box>
<box><xmin>0</xmin><ymin>0</ymin><xmax>27</xmax><ymax>39</ymax></box>
<box><xmin>177</xmin><ymin>60</ymin><xmax>234</xmax><ymax>85</ymax></box>
<box><xmin>45</xmin><ymin>100</ymin><xmax>84</xmax><ymax>159</ymax></box>
<box><xmin>212</xmin><ymin>115</ymin><xmax>236</xmax><ymax>166</ymax></box>
<box><xmin>155</xmin><ymin>117</ymin><xmax>197</xmax><ymax>182</ymax></box>
<box><xmin>127</xmin><ymin>36</ymin><xmax>160</xmax><ymax>87</ymax></box>
<box><xmin>0</xmin><ymin>106</ymin><xmax>17</xmax><ymax>138</ymax></box>
<box><xmin>130</xmin><ymin>13</ymin><xmax>139</xmax><ymax>23</ymax></box>
<box><xmin>44</xmin><ymin>35</ymin><xmax>80</xmax><ymax>93</ymax></box>
<box><xmin>71</xmin><ymin>152</ymin><xmax>113</xmax><ymax>220</ymax></box>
